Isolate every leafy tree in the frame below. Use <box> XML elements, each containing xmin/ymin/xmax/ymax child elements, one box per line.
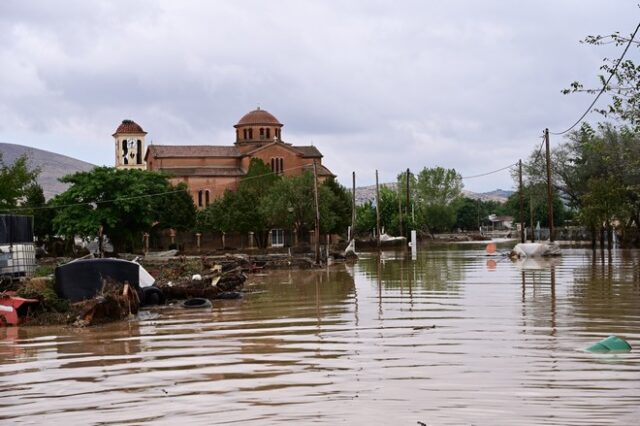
<box><xmin>414</xmin><ymin>167</ymin><xmax>463</xmax><ymax>233</ymax></box>
<box><xmin>261</xmin><ymin>171</ymin><xmax>338</xmax><ymax>237</ymax></box>
<box><xmin>563</xmin><ymin>29</ymin><xmax>640</xmax><ymax>130</ymax></box>
<box><xmin>52</xmin><ymin>167</ymin><xmax>195</xmax><ymax>252</ymax></box>
<box><xmin>355</xmin><ymin>201</ymin><xmax>376</xmax><ymax>236</ymax></box>
<box><xmin>321</xmin><ymin>177</ymin><xmax>352</xmax><ymax>235</ymax></box>
<box><xmin>239</xmin><ymin>158</ymin><xmax>280</xmax><ymax>197</ymax></box>
<box><xmin>21</xmin><ymin>184</ymin><xmax>54</xmax><ymax>240</ymax></box>
<box><xmin>0</xmin><ymin>153</ymin><xmax>40</xmax><ymax>210</ymax></box>
<box><xmin>157</xmin><ymin>182</ymin><xmax>196</xmax><ymax>231</ymax></box>
<box><xmin>197</xmin><ymin>158</ymin><xmax>280</xmax><ymax>247</ymax></box>
<box><xmin>504</xmin><ymin>184</ymin><xmax>567</xmax><ymax>228</ymax></box>
<box><xmin>454</xmin><ymin>197</ymin><xmax>511</xmax><ymax>231</ymax></box>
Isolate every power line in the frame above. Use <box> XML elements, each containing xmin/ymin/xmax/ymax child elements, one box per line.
<box><xmin>550</xmin><ymin>21</ymin><xmax>640</xmax><ymax>136</ymax></box>
<box><xmin>535</xmin><ymin>134</ymin><xmax>545</xmax><ymax>159</ymax></box>
<box><xmin>461</xmin><ymin>162</ymin><xmax>517</xmax><ymax>180</ymax></box>
<box><xmin>0</xmin><ymin>163</ymin><xmax>313</xmax><ymax>213</ymax></box>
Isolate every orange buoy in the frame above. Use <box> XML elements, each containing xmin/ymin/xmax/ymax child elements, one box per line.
<box><xmin>486</xmin><ymin>242</ymin><xmax>497</xmax><ymax>254</ymax></box>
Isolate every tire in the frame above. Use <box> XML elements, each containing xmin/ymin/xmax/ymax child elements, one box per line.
<box><xmin>141</xmin><ymin>286</ymin><xmax>166</xmax><ymax>306</ymax></box>
<box><xmin>182</xmin><ymin>298</ymin><xmax>212</xmax><ymax>309</ymax></box>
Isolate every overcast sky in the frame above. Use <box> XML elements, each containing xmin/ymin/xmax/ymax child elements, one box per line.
<box><xmin>0</xmin><ymin>1</ymin><xmax>636</xmax><ymax>192</ymax></box>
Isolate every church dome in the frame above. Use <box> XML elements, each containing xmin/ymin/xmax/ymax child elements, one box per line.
<box><xmin>234</xmin><ymin>108</ymin><xmax>282</xmax><ymax>127</ymax></box>
<box><xmin>114</xmin><ymin>119</ymin><xmax>146</xmax><ymax>134</ymax></box>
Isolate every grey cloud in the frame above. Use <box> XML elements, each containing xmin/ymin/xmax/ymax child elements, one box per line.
<box><xmin>0</xmin><ymin>0</ymin><xmax>636</xmax><ymax>191</ymax></box>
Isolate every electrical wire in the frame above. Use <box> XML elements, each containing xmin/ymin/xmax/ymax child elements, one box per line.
<box><xmin>550</xmin><ymin>21</ymin><xmax>640</xmax><ymax>135</ymax></box>
<box><xmin>0</xmin><ymin>163</ymin><xmax>314</xmax><ymax>213</ymax></box>
<box><xmin>461</xmin><ymin>162</ymin><xmax>517</xmax><ymax>180</ymax></box>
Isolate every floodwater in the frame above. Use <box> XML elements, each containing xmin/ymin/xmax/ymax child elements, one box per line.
<box><xmin>1</xmin><ymin>245</ymin><xmax>639</xmax><ymax>425</ymax></box>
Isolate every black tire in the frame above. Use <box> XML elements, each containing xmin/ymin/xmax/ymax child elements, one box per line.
<box><xmin>141</xmin><ymin>286</ymin><xmax>166</xmax><ymax>306</ymax></box>
<box><xmin>182</xmin><ymin>298</ymin><xmax>212</xmax><ymax>309</ymax></box>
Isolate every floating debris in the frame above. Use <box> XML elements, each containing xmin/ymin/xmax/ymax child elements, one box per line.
<box><xmin>586</xmin><ymin>336</ymin><xmax>632</xmax><ymax>353</ymax></box>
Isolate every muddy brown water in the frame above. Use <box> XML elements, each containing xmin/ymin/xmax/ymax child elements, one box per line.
<box><xmin>1</xmin><ymin>246</ymin><xmax>639</xmax><ymax>425</ymax></box>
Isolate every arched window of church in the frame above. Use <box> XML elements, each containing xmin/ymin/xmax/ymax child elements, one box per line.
<box><xmin>198</xmin><ymin>190</ymin><xmax>203</xmax><ymax>207</ymax></box>
<box><xmin>248</xmin><ymin>128</ymin><xmax>253</xmax><ymax>139</ymax></box>
<box><xmin>259</xmin><ymin>128</ymin><xmax>265</xmax><ymax>140</ymax></box>
<box><xmin>122</xmin><ymin>140</ymin><xmax>128</xmax><ymax>165</ymax></box>
<box><xmin>136</xmin><ymin>140</ymin><xmax>142</xmax><ymax>164</ymax></box>
<box><xmin>205</xmin><ymin>190</ymin><xmax>210</xmax><ymax>206</ymax></box>
<box><xmin>266</xmin><ymin>128</ymin><xmax>271</xmax><ymax>139</ymax></box>
<box><xmin>270</xmin><ymin>157</ymin><xmax>284</xmax><ymax>175</ymax></box>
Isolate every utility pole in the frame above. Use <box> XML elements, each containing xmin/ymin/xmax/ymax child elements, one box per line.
<box><xmin>398</xmin><ymin>178</ymin><xmax>403</xmax><ymax>239</ymax></box>
<box><xmin>519</xmin><ymin>159</ymin><xmax>525</xmax><ymax>243</ymax></box>
<box><xmin>375</xmin><ymin>169</ymin><xmax>381</xmax><ymax>249</ymax></box>
<box><xmin>530</xmin><ymin>195</ymin><xmax>535</xmax><ymax>243</ymax></box>
<box><xmin>405</xmin><ymin>168</ymin><xmax>410</xmax><ymax>240</ymax></box>
<box><xmin>351</xmin><ymin>171</ymin><xmax>356</xmax><ymax>240</ymax></box>
<box><xmin>312</xmin><ymin>160</ymin><xmax>321</xmax><ymax>264</ymax></box>
<box><xmin>544</xmin><ymin>128</ymin><xmax>555</xmax><ymax>242</ymax></box>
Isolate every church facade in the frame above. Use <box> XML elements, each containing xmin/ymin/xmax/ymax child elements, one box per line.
<box><xmin>113</xmin><ymin>108</ymin><xmax>333</xmax><ymax>208</ymax></box>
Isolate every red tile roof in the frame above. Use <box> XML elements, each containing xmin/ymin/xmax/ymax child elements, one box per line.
<box><xmin>302</xmin><ymin>163</ymin><xmax>334</xmax><ymax>176</ymax></box>
<box><xmin>234</xmin><ymin>108</ymin><xmax>282</xmax><ymax>127</ymax></box>
<box><xmin>293</xmin><ymin>145</ymin><xmax>322</xmax><ymax>157</ymax></box>
<box><xmin>113</xmin><ymin>119</ymin><xmax>146</xmax><ymax>135</ymax></box>
<box><xmin>147</xmin><ymin>145</ymin><xmax>242</xmax><ymax>158</ymax></box>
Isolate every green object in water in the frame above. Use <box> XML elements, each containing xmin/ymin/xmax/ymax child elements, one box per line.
<box><xmin>586</xmin><ymin>336</ymin><xmax>632</xmax><ymax>353</ymax></box>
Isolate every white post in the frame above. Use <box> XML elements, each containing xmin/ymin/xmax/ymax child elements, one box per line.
<box><xmin>411</xmin><ymin>230</ymin><xmax>417</xmax><ymax>260</ymax></box>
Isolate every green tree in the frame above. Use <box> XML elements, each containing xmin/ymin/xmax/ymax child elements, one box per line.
<box><xmin>197</xmin><ymin>158</ymin><xmax>280</xmax><ymax>247</ymax></box>
<box><xmin>355</xmin><ymin>201</ymin><xmax>376</xmax><ymax>236</ymax></box>
<box><xmin>504</xmin><ymin>184</ymin><xmax>567</xmax><ymax>229</ymax></box>
<box><xmin>52</xmin><ymin>167</ymin><xmax>195</xmax><ymax>252</ymax></box>
<box><xmin>21</xmin><ymin>184</ymin><xmax>54</xmax><ymax>241</ymax></box>
<box><xmin>156</xmin><ymin>182</ymin><xmax>196</xmax><ymax>231</ymax></box>
<box><xmin>455</xmin><ymin>197</ymin><xmax>479</xmax><ymax>231</ymax></box>
<box><xmin>322</xmin><ymin>177</ymin><xmax>352</xmax><ymax>235</ymax></box>
<box><xmin>563</xmin><ymin>29</ymin><xmax>640</xmax><ymax>130</ymax></box>
<box><xmin>261</xmin><ymin>172</ymin><xmax>337</xmax><ymax>237</ymax></box>
<box><xmin>0</xmin><ymin>153</ymin><xmax>40</xmax><ymax>210</ymax></box>
<box><xmin>414</xmin><ymin>167</ymin><xmax>463</xmax><ymax>233</ymax></box>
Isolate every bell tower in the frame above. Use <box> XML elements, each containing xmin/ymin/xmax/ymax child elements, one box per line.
<box><xmin>113</xmin><ymin>119</ymin><xmax>147</xmax><ymax>170</ymax></box>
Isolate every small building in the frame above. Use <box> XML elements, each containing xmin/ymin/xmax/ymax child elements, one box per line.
<box><xmin>487</xmin><ymin>214</ymin><xmax>513</xmax><ymax>231</ymax></box>
<box><xmin>113</xmin><ymin>108</ymin><xmax>334</xmax><ymax>208</ymax></box>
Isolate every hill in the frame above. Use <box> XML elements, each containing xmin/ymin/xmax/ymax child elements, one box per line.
<box><xmin>0</xmin><ymin>143</ymin><xmax>95</xmax><ymax>199</ymax></box>
<box><xmin>354</xmin><ymin>183</ymin><xmax>513</xmax><ymax>205</ymax></box>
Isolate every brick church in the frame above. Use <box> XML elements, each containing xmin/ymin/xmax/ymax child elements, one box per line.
<box><xmin>113</xmin><ymin>108</ymin><xmax>334</xmax><ymax>208</ymax></box>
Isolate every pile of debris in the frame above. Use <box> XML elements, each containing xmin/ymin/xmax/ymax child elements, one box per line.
<box><xmin>1</xmin><ymin>255</ymin><xmax>249</xmax><ymax>327</ymax></box>
<box><xmin>148</xmin><ymin>258</ymin><xmax>247</xmax><ymax>300</ymax></box>
<box><xmin>3</xmin><ymin>276</ymin><xmax>139</xmax><ymax>327</ymax></box>
<box><xmin>1</xmin><ymin>249</ymin><xmax>351</xmax><ymax>327</ymax></box>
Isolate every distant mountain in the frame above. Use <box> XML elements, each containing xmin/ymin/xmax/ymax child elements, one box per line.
<box><xmin>0</xmin><ymin>143</ymin><xmax>95</xmax><ymax>200</ymax></box>
<box><xmin>354</xmin><ymin>183</ymin><xmax>513</xmax><ymax>205</ymax></box>
<box><xmin>462</xmin><ymin>189</ymin><xmax>514</xmax><ymax>203</ymax></box>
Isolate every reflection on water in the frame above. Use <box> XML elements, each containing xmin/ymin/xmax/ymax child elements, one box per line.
<box><xmin>1</xmin><ymin>247</ymin><xmax>639</xmax><ymax>425</ymax></box>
